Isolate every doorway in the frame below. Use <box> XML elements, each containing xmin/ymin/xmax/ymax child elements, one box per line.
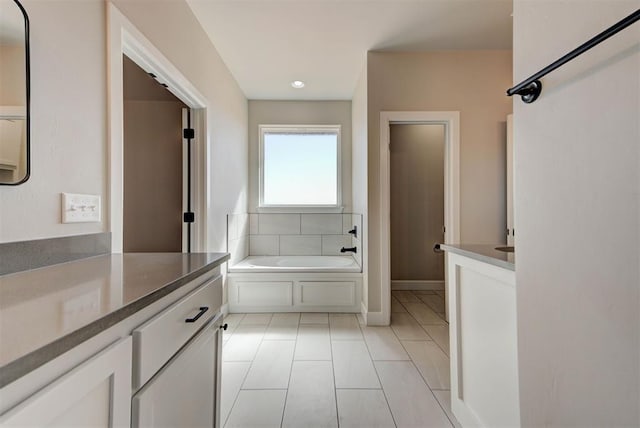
<box><xmin>122</xmin><ymin>55</ymin><xmax>187</xmax><ymax>252</ymax></box>
<box><xmin>108</xmin><ymin>3</ymin><xmax>209</xmax><ymax>253</ymax></box>
<box><xmin>390</xmin><ymin>123</ymin><xmax>445</xmax><ymax>289</ymax></box>
<box><xmin>378</xmin><ymin>111</ymin><xmax>460</xmax><ymax>325</ymax></box>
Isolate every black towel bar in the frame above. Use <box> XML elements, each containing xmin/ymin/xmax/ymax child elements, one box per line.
<box><xmin>507</xmin><ymin>9</ymin><xmax>640</xmax><ymax>104</ymax></box>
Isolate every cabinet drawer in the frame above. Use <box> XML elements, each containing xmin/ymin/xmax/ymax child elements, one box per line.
<box><xmin>133</xmin><ymin>276</ymin><xmax>222</xmax><ymax>389</ymax></box>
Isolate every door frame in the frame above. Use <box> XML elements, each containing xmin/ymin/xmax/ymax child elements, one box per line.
<box><xmin>379</xmin><ymin>111</ymin><xmax>460</xmax><ymax>325</ymax></box>
<box><xmin>108</xmin><ymin>3</ymin><xmax>208</xmax><ymax>253</ymax></box>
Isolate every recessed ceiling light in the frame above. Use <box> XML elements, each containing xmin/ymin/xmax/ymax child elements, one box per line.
<box><xmin>291</xmin><ymin>80</ymin><xmax>305</xmax><ymax>89</ymax></box>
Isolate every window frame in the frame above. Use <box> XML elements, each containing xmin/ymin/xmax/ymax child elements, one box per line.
<box><xmin>258</xmin><ymin>124</ymin><xmax>342</xmax><ymax>212</ymax></box>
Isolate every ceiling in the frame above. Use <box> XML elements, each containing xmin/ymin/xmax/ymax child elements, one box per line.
<box><xmin>186</xmin><ymin>0</ymin><xmax>513</xmax><ymax>100</ymax></box>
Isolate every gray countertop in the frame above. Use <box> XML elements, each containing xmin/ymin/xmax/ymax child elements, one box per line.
<box><xmin>439</xmin><ymin>244</ymin><xmax>515</xmax><ymax>271</ymax></box>
<box><xmin>0</xmin><ymin>252</ymin><xmax>229</xmax><ymax>387</ymax></box>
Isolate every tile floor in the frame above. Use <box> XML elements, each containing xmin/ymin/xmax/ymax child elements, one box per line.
<box><xmin>221</xmin><ymin>290</ymin><xmax>460</xmax><ymax>428</ymax></box>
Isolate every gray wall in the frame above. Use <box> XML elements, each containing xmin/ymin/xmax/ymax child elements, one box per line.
<box><xmin>248</xmin><ymin>100</ymin><xmax>352</xmax><ymax>212</ymax></box>
<box><xmin>366</xmin><ymin>50</ymin><xmax>513</xmax><ymax>312</ymax></box>
<box><xmin>513</xmin><ymin>0</ymin><xmax>639</xmax><ymax>425</ymax></box>
<box><xmin>123</xmin><ymin>56</ymin><xmax>185</xmax><ymax>252</ymax></box>
<box><xmin>390</xmin><ymin>124</ymin><xmax>444</xmax><ymax>281</ymax></box>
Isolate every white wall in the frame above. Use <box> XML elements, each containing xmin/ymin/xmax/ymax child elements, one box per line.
<box><xmin>0</xmin><ymin>0</ymin><xmax>107</xmax><ymax>242</ymax></box>
<box><xmin>513</xmin><ymin>1</ymin><xmax>639</xmax><ymax>425</ymax></box>
<box><xmin>110</xmin><ymin>0</ymin><xmax>248</xmax><ymax>253</ymax></box>
<box><xmin>351</xmin><ymin>65</ymin><xmax>368</xmax><ymax>310</ymax></box>
<box><xmin>366</xmin><ymin>50</ymin><xmax>513</xmax><ymax>312</ymax></box>
<box><xmin>248</xmin><ymin>100</ymin><xmax>351</xmax><ymax>213</ymax></box>
<box><xmin>0</xmin><ymin>0</ymin><xmax>248</xmax><ymax>253</ymax></box>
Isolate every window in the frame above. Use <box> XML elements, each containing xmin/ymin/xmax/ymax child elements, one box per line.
<box><xmin>259</xmin><ymin>125</ymin><xmax>341</xmax><ymax>209</ymax></box>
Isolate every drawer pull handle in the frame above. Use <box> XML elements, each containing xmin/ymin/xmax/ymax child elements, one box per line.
<box><xmin>221</xmin><ymin>323</ymin><xmax>228</xmax><ymax>331</ymax></box>
<box><xmin>185</xmin><ymin>306</ymin><xmax>209</xmax><ymax>323</ymax></box>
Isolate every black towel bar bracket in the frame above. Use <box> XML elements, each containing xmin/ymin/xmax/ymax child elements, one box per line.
<box><xmin>507</xmin><ymin>9</ymin><xmax>640</xmax><ymax>104</ymax></box>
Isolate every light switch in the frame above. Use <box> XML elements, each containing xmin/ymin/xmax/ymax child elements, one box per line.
<box><xmin>62</xmin><ymin>193</ymin><xmax>101</xmax><ymax>223</ymax></box>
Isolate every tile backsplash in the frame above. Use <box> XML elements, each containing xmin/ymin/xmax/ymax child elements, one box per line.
<box><xmin>229</xmin><ymin>213</ymin><xmax>362</xmax><ymax>263</ymax></box>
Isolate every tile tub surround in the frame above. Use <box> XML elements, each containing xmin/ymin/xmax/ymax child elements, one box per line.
<box><xmin>221</xmin><ymin>292</ymin><xmax>458</xmax><ymax>428</ymax></box>
<box><xmin>0</xmin><ymin>252</ymin><xmax>229</xmax><ymax>387</ymax></box>
<box><xmin>0</xmin><ymin>233</ymin><xmax>111</xmax><ymax>275</ymax></box>
<box><xmin>227</xmin><ymin>214</ymin><xmax>249</xmax><ymax>265</ymax></box>
<box><xmin>244</xmin><ymin>213</ymin><xmax>362</xmax><ymax>258</ymax></box>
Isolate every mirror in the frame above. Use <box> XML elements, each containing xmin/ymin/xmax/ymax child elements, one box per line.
<box><xmin>0</xmin><ymin>0</ymin><xmax>29</xmax><ymax>185</ymax></box>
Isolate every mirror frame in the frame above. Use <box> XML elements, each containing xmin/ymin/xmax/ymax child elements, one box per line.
<box><xmin>0</xmin><ymin>0</ymin><xmax>30</xmax><ymax>186</ymax></box>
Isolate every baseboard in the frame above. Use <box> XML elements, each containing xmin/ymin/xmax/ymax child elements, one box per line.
<box><xmin>360</xmin><ymin>301</ymin><xmax>368</xmax><ymax>325</ymax></box>
<box><xmin>391</xmin><ymin>280</ymin><xmax>444</xmax><ymax>291</ymax></box>
<box><xmin>365</xmin><ymin>311</ymin><xmax>387</xmax><ymax>326</ymax></box>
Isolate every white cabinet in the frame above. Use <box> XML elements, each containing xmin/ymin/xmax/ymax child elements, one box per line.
<box><xmin>132</xmin><ymin>315</ymin><xmax>222</xmax><ymax>428</ymax></box>
<box><xmin>447</xmin><ymin>252</ymin><xmax>519</xmax><ymax>427</ymax></box>
<box><xmin>0</xmin><ymin>337</ymin><xmax>132</xmax><ymax>428</ymax></box>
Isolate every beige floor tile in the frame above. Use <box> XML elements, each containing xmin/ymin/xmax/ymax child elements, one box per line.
<box><xmin>332</xmin><ymin>341</ymin><xmax>380</xmax><ymax>388</ymax></box>
<box><xmin>223</xmin><ymin>325</ymin><xmax>267</xmax><ymax>361</ymax></box>
<box><xmin>225</xmin><ymin>389</ymin><xmax>286</xmax><ymax>428</ymax></box>
<box><xmin>362</xmin><ymin>326</ymin><xmax>410</xmax><ymax>361</ymax></box>
<box><xmin>436</xmin><ymin>290</ymin><xmax>445</xmax><ymax>298</ymax></box>
<box><xmin>300</xmin><ymin>312</ymin><xmax>329</xmax><ymax>324</ymax></box>
<box><xmin>390</xmin><ymin>312</ymin><xmax>432</xmax><ymax>340</ymax></box>
<box><xmin>294</xmin><ymin>325</ymin><xmax>332</xmax><ymax>361</ymax></box>
<box><xmin>220</xmin><ymin>362</ymin><xmax>251</xmax><ymax>427</ymax></box>
<box><xmin>270</xmin><ymin>312</ymin><xmax>300</xmax><ymax>325</ymax></box>
<box><xmin>282</xmin><ymin>361</ymin><xmax>337</xmax><ymax>428</ymax></box>
<box><xmin>240</xmin><ymin>313</ymin><xmax>273</xmax><ymax>325</ymax></box>
<box><xmin>265</xmin><ymin>312</ymin><xmax>299</xmax><ymax>341</ymax></box>
<box><xmin>336</xmin><ymin>389</ymin><xmax>395</xmax><ymax>428</ymax></box>
<box><xmin>356</xmin><ymin>313</ymin><xmax>365</xmax><ymax>325</ymax></box>
<box><xmin>413</xmin><ymin>290</ymin><xmax>438</xmax><ymax>295</ymax></box>
<box><xmin>423</xmin><ymin>324</ymin><xmax>450</xmax><ymax>356</ymax></box>
<box><xmin>392</xmin><ymin>290</ymin><xmax>421</xmax><ymax>303</ymax></box>
<box><xmin>433</xmin><ymin>390</ymin><xmax>462</xmax><ymax>428</ymax></box>
<box><xmin>391</xmin><ymin>295</ymin><xmax>408</xmax><ymax>313</ymax></box>
<box><xmin>403</xmin><ymin>302</ymin><xmax>447</xmax><ymax>325</ymax></box>
<box><xmin>329</xmin><ymin>314</ymin><xmax>362</xmax><ymax>340</ymax></box>
<box><xmin>223</xmin><ymin>313</ymin><xmax>245</xmax><ymax>340</ymax></box>
<box><xmin>242</xmin><ymin>340</ymin><xmax>295</xmax><ymax>389</ymax></box>
<box><xmin>419</xmin><ymin>294</ymin><xmax>446</xmax><ymax>313</ymax></box>
<box><xmin>402</xmin><ymin>340</ymin><xmax>450</xmax><ymax>390</ymax></box>
<box><xmin>375</xmin><ymin>361</ymin><xmax>452</xmax><ymax>428</ymax></box>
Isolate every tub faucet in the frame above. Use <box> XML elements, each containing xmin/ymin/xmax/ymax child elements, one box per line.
<box><xmin>340</xmin><ymin>246</ymin><xmax>357</xmax><ymax>254</ymax></box>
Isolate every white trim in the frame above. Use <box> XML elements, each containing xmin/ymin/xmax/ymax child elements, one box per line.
<box><xmin>258</xmin><ymin>124</ymin><xmax>342</xmax><ymax>212</ymax></box>
<box><xmin>107</xmin><ymin>3</ymin><xmax>208</xmax><ymax>252</ymax></box>
<box><xmin>379</xmin><ymin>111</ymin><xmax>460</xmax><ymax>326</ymax></box>
<box><xmin>365</xmin><ymin>311</ymin><xmax>386</xmax><ymax>326</ymax></box>
<box><xmin>391</xmin><ymin>280</ymin><xmax>444</xmax><ymax>291</ymax></box>
<box><xmin>220</xmin><ymin>303</ymin><xmax>229</xmax><ymax>317</ymax></box>
<box><xmin>360</xmin><ymin>301</ymin><xmax>368</xmax><ymax>325</ymax></box>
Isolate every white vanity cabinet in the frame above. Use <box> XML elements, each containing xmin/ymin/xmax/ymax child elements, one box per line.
<box><xmin>0</xmin><ymin>255</ymin><xmax>228</xmax><ymax>428</ymax></box>
<box><xmin>0</xmin><ymin>337</ymin><xmax>132</xmax><ymax>427</ymax></box>
<box><xmin>131</xmin><ymin>276</ymin><xmax>224</xmax><ymax>428</ymax></box>
<box><xmin>446</xmin><ymin>251</ymin><xmax>519</xmax><ymax>427</ymax></box>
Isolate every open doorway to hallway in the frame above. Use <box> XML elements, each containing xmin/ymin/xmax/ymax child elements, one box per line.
<box><xmin>390</xmin><ymin>123</ymin><xmax>446</xmax><ymax>291</ymax></box>
<box><xmin>122</xmin><ymin>55</ymin><xmax>188</xmax><ymax>252</ymax></box>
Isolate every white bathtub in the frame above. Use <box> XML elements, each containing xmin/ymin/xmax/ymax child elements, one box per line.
<box><xmin>229</xmin><ymin>255</ymin><xmax>360</xmax><ymax>273</ymax></box>
<box><xmin>227</xmin><ymin>256</ymin><xmax>362</xmax><ymax>312</ymax></box>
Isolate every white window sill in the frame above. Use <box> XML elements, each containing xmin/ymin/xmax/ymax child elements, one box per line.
<box><xmin>257</xmin><ymin>206</ymin><xmax>345</xmax><ymax>214</ymax></box>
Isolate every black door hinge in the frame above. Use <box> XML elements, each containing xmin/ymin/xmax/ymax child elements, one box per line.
<box><xmin>183</xmin><ymin>212</ymin><xmax>195</xmax><ymax>223</ymax></box>
<box><xmin>183</xmin><ymin>128</ymin><xmax>195</xmax><ymax>139</ymax></box>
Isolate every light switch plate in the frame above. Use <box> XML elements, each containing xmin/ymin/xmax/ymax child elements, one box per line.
<box><xmin>62</xmin><ymin>193</ymin><xmax>101</xmax><ymax>223</ymax></box>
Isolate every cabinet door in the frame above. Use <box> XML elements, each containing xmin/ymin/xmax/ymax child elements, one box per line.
<box><xmin>132</xmin><ymin>314</ymin><xmax>222</xmax><ymax>428</ymax></box>
<box><xmin>0</xmin><ymin>337</ymin><xmax>132</xmax><ymax>428</ymax></box>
